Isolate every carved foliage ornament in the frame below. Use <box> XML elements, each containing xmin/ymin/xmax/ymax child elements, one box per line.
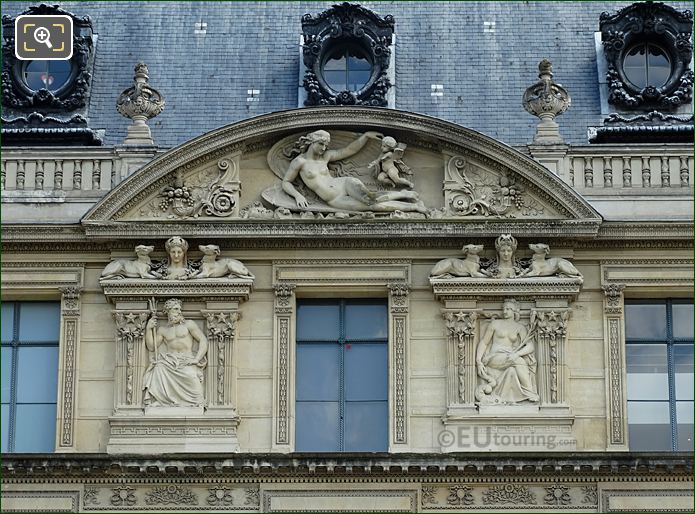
<box><xmin>2</xmin><ymin>4</ymin><xmax>94</xmax><ymax>110</ymax></box>
<box><xmin>600</xmin><ymin>2</ymin><xmax>693</xmax><ymax>109</ymax></box>
<box><xmin>302</xmin><ymin>2</ymin><xmax>394</xmax><ymax>106</ymax></box>
<box><xmin>444</xmin><ymin>156</ymin><xmax>544</xmax><ymax>218</ymax></box>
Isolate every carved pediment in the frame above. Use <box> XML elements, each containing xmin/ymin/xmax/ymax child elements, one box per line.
<box><xmin>82</xmin><ymin>107</ymin><xmax>601</xmax><ymax>238</ymax></box>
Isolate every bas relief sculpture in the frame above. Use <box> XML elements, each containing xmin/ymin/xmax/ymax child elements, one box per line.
<box><xmin>143</xmin><ymin>298</ymin><xmax>208</xmax><ymax>407</ymax></box>
<box><xmin>475</xmin><ymin>299</ymin><xmax>539</xmax><ymax>405</ymax></box>
<box><xmin>263</xmin><ymin>130</ymin><xmax>428</xmax><ymax>215</ymax></box>
<box><xmin>99</xmin><ymin>237</ymin><xmax>254</xmax><ymax>281</ymax></box>
<box><xmin>429</xmin><ymin>234</ymin><xmax>583</xmax><ymax>283</ymax></box>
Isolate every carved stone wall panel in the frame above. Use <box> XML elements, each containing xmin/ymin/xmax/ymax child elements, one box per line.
<box><xmin>203</xmin><ymin>310</ymin><xmax>241</xmax><ymax>410</ymax></box>
<box><xmin>389</xmin><ymin>283</ymin><xmax>410</xmax><ymax>446</ymax></box>
<box><xmin>0</xmin><ymin>264</ymin><xmax>84</xmax><ymax>452</ymax></box>
<box><xmin>272</xmin><ymin>283</ymin><xmax>295</xmax><ymax>450</ymax></box>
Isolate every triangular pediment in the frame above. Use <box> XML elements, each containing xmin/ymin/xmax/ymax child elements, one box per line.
<box><xmin>82</xmin><ymin>107</ymin><xmax>601</xmax><ymax>239</ymax></box>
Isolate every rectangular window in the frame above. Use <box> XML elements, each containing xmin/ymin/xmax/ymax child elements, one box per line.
<box><xmin>626</xmin><ymin>299</ymin><xmax>694</xmax><ymax>451</ymax></box>
<box><xmin>1</xmin><ymin>301</ymin><xmax>60</xmax><ymax>452</ymax></box>
<box><xmin>295</xmin><ymin>299</ymin><xmax>388</xmax><ymax>452</ymax></box>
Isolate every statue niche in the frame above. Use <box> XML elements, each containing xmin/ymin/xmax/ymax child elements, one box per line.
<box><xmin>475</xmin><ymin>299</ymin><xmax>539</xmax><ymax>405</ymax></box>
<box><xmin>262</xmin><ymin>130</ymin><xmax>428</xmax><ymax>216</ymax></box>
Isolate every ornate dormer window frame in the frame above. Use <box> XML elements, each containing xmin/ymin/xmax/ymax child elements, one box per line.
<box><xmin>301</xmin><ymin>2</ymin><xmax>394</xmax><ymax>107</ymax></box>
<box><xmin>599</xmin><ymin>2</ymin><xmax>693</xmax><ymax>110</ymax></box>
<box><xmin>2</xmin><ymin>4</ymin><xmax>94</xmax><ymax>111</ymax></box>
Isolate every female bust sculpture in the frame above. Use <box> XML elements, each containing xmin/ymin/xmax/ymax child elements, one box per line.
<box><xmin>492</xmin><ymin>234</ymin><xmax>520</xmax><ymax>279</ymax></box>
<box><xmin>163</xmin><ymin>236</ymin><xmax>191</xmax><ymax>280</ymax></box>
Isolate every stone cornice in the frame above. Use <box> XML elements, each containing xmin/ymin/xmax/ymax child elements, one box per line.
<box><xmin>2</xmin><ymin>453</ymin><xmax>691</xmax><ymax>479</ymax></box>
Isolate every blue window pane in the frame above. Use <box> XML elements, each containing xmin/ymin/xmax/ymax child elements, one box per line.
<box><xmin>2</xmin><ymin>302</ymin><xmax>14</xmax><ymax>342</ymax></box>
<box><xmin>18</xmin><ymin>303</ymin><xmax>61</xmax><ymax>342</ymax></box>
<box><xmin>14</xmin><ymin>403</ymin><xmax>56</xmax><ymax>452</ymax></box>
<box><xmin>677</xmin><ymin>401</ymin><xmax>694</xmax><ymax>451</ymax></box>
<box><xmin>16</xmin><ymin>347</ymin><xmax>59</xmax><ymax>403</ymax></box>
<box><xmin>675</xmin><ymin>345</ymin><xmax>694</xmax><ymax>401</ymax></box>
<box><xmin>672</xmin><ymin>303</ymin><xmax>694</xmax><ymax>339</ymax></box>
<box><xmin>626</xmin><ymin>344</ymin><xmax>668</xmax><ymax>400</ymax></box>
<box><xmin>344</xmin><ymin>343</ymin><xmax>387</xmax><ymax>401</ymax></box>
<box><xmin>1</xmin><ymin>404</ymin><xmax>9</xmax><ymax>452</ymax></box>
<box><xmin>296</xmin><ymin>344</ymin><xmax>340</xmax><ymax>401</ymax></box>
<box><xmin>344</xmin><ymin>401</ymin><xmax>388</xmax><ymax>452</ymax></box>
<box><xmin>627</xmin><ymin>401</ymin><xmax>671</xmax><ymax>451</ymax></box>
<box><xmin>345</xmin><ymin>301</ymin><xmax>387</xmax><ymax>340</ymax></box>
<box><xmin>625</xmin><ymin>302</ymin><xmax>667</xmax><ymax>340</ymax></box>
<box><xmin>1</xmin><ymin>347</ymin><xmax>12</xmax><ymax>403</ymax></box>
<box><xmin>296</xmin><ymin>302</ymin><xmax>339</xmax><ymax>341</ymax></box>
<box><xmin>295</xmin><ymin>402</ymin><xmax>339</xmax><ymax>451</ymax></box>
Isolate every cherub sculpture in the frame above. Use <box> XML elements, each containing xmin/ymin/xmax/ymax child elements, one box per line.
<box><xmin>368</xmin><ymin>136</ymin><xmax>414</xmax><ymax>189</ymax></box>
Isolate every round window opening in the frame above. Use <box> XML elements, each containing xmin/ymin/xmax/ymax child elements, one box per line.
<box><xmin>322</xmin><ymin>46</ymin><xmax>373</xmax><ymax>92</ymax></box>
<box><xmin>622</xmin><ymin>43</ymin><xmax>672</xmax><ymax>90</ymax></box>
<box><xmin>23</xmin><ymin>60</ymin><xmax>72</xmax><ymax>92</ymax></box>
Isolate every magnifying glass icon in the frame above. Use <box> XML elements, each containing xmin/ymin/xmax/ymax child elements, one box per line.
<box><xmin>33</xmin><ymin>26</ymin><xmax>53</xmax><ymax>49</ymax></box>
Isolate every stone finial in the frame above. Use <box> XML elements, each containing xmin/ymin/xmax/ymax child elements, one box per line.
<box><xmin>522</xmin><ymin>59</ymin><xmax>571</xmax><ymax>144</ymax></box>
<box><xmin>117</xmin><ymin>63</ymin><xmax>165</xmax><ymax>145</ymax></box>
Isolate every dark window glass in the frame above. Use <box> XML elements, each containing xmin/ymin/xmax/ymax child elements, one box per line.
<box><xmin>625</xmin><ymin>302</ymin><xmax>667</xmax><ymax>340</ymax></box>
<box><xmin>626</xmin><ymin>299</ymin><xmax>694</xmax><ymax>451</ymax></box>
<box><xmin>24</xmin><ymin>60</ymin><xmax>72</xmax><ymax>92</ymax></box>
<box><xmin>623</xmin><ymin>43</ymin><xmax>672</xmax><ymax>89</ymax></box>
<box><xmin>295</xmin><ymin>299</ymin><xmax>388</xmax><ymax>452</ymax></box>
<box><xmin>1</xmin><ymin>302</ymin><xmax>59</xmax><ymax>453</ymax></box>
<box><xmin>323</xmin><ymin>46</ymin><xmax>372</xmax><ymax>92</ymax></box>
<box><xmin>672</xmin><ymin>303</ymin><xmax>694</xmax><ymax>339</ymax></box>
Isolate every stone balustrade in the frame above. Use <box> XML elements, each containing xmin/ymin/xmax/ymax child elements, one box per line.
<box><xmin>561</xmin><ymin>146</ymin><xmax>692</xmax><ymax>191</ymax></box>
<box><xmin>1</xmin><ymin>147</ymin><xmax>159</xmax><ymax>198</ymax></box>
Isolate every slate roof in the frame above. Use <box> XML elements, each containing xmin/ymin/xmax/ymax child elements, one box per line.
<box><xmin>1</xmin><ymin>1</ymin><xmax>691</xmax><ymax>147</ymax></box>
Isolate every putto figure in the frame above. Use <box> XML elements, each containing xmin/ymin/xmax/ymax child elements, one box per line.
<box><xmin>369</xmin><ymin>136</ymin><xmax>414</xmax><ymax>189</ymax></box>
<box><xmin>475</xmin><ymin>299</ymin><xmax>539</xmax><ymax>404</ymax></box>
<box><xmin>143</xmin><ymin>298</ymin><xmax>208</xmax><ymax>407</ymax></box>
<box><xmin>281</xmin><ymin>130</ymin><xmax>428</xmax><ymax>214</ymax></box>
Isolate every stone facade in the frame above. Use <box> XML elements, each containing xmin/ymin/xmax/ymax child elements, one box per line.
<box><xmin>1</xmin><ymin>1</ymin><xmax>693</xmax><ymax>512</ymax></box>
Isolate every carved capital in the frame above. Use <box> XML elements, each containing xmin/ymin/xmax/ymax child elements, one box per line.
<box><xmin>204</xmin><ymin>311</ymin><xmax>240</xmax><ymax>343</ymax></box>
<box><xmin>602</xmin><ymin>283</ymin><xmax>625</xmax><ymax>314</ymax></box>
<box><xmin>388</xmin><ymin>282</ymin><xmax>410</xmax><ymax>313</ymax></box>
<box><xmin>274</xmin><ymin>282</ymin><xmax>296</xmax><ymax>314</ymax></box>
<box><xmin>60</xmin><ymin>286</ymin><xmax>82</xmax><ymax>317</ymax></box>
<box><xmin>443</xmin><ymin>310</ymin><xmax>478</xmax><ymax>336</ymax></box>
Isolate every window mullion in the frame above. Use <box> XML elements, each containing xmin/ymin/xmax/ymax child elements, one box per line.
<box><xmin>666</xmin><ymin>299</ymin><xmax>678</xmax><ymax>451</ymax></box>
<box><xmin>8</xmin><ymin>303</ymin><xmax>21</xmax><ymax>452</ymax></box>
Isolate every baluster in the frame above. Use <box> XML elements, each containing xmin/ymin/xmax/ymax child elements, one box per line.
<box><xmin>35</xmin><ymin>160</ymin><xmax>44</xmax><ymax>190</ymax></box>
<box><xmin>603</xmin><ymin>157</ymin><xmax>613</xmax><ymax>188</ymax></box>
<box><xmin>660</xmin><ymin>156</ymin><xmax>670</xmax><ymax>187</ymax></box>
<box><xmin>679</xmin><ymin>156</ymin><xmax>690</xmax><ymax>187</ymax></box>
<box><xmin>641</xmin><ymin>156</ymin><xmax>651</xmax><ymax>188</ymax></box>
<box><xmin>54</xmin><ymin>160</ymin><xmax>64</xmax><ymax>190</ymax></box>
<box><xmin>583</xmin><ymin>157</ymin><xmax>593</xmax><ymax>188</ymax></box>
<box><xmin>92</xmin><ymin>159</ymin><xmax>101</xmax><ymax>190</ymax></box>
<box><xmin>622</xmin><ymin>157</ymin><xmax>631</xmax><ymax>187</ymax></box>
<box><xmin>73</xmin><ymin>160</ymin><xmax>82</xmax><ymax>189</ymax></box>
<box><xmin>16</xmin><ymin>160</ymin><xmax>25</xmax><ymax>190</ymax></box>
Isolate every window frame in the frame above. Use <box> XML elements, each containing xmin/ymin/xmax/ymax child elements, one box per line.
<box><xmin>625</xmin><ymin>298</ymin><xmax>693</xmax><ymax>451</ymax></box>
<box><xmin>1</xmin><ymin>301</ymin><xmax>61</xmax><ymax>453</ymax></box>
<box><xmin>295</xmin><ymin>298</ymin><xmax>389</xmax><ymax>452</ymax></box>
